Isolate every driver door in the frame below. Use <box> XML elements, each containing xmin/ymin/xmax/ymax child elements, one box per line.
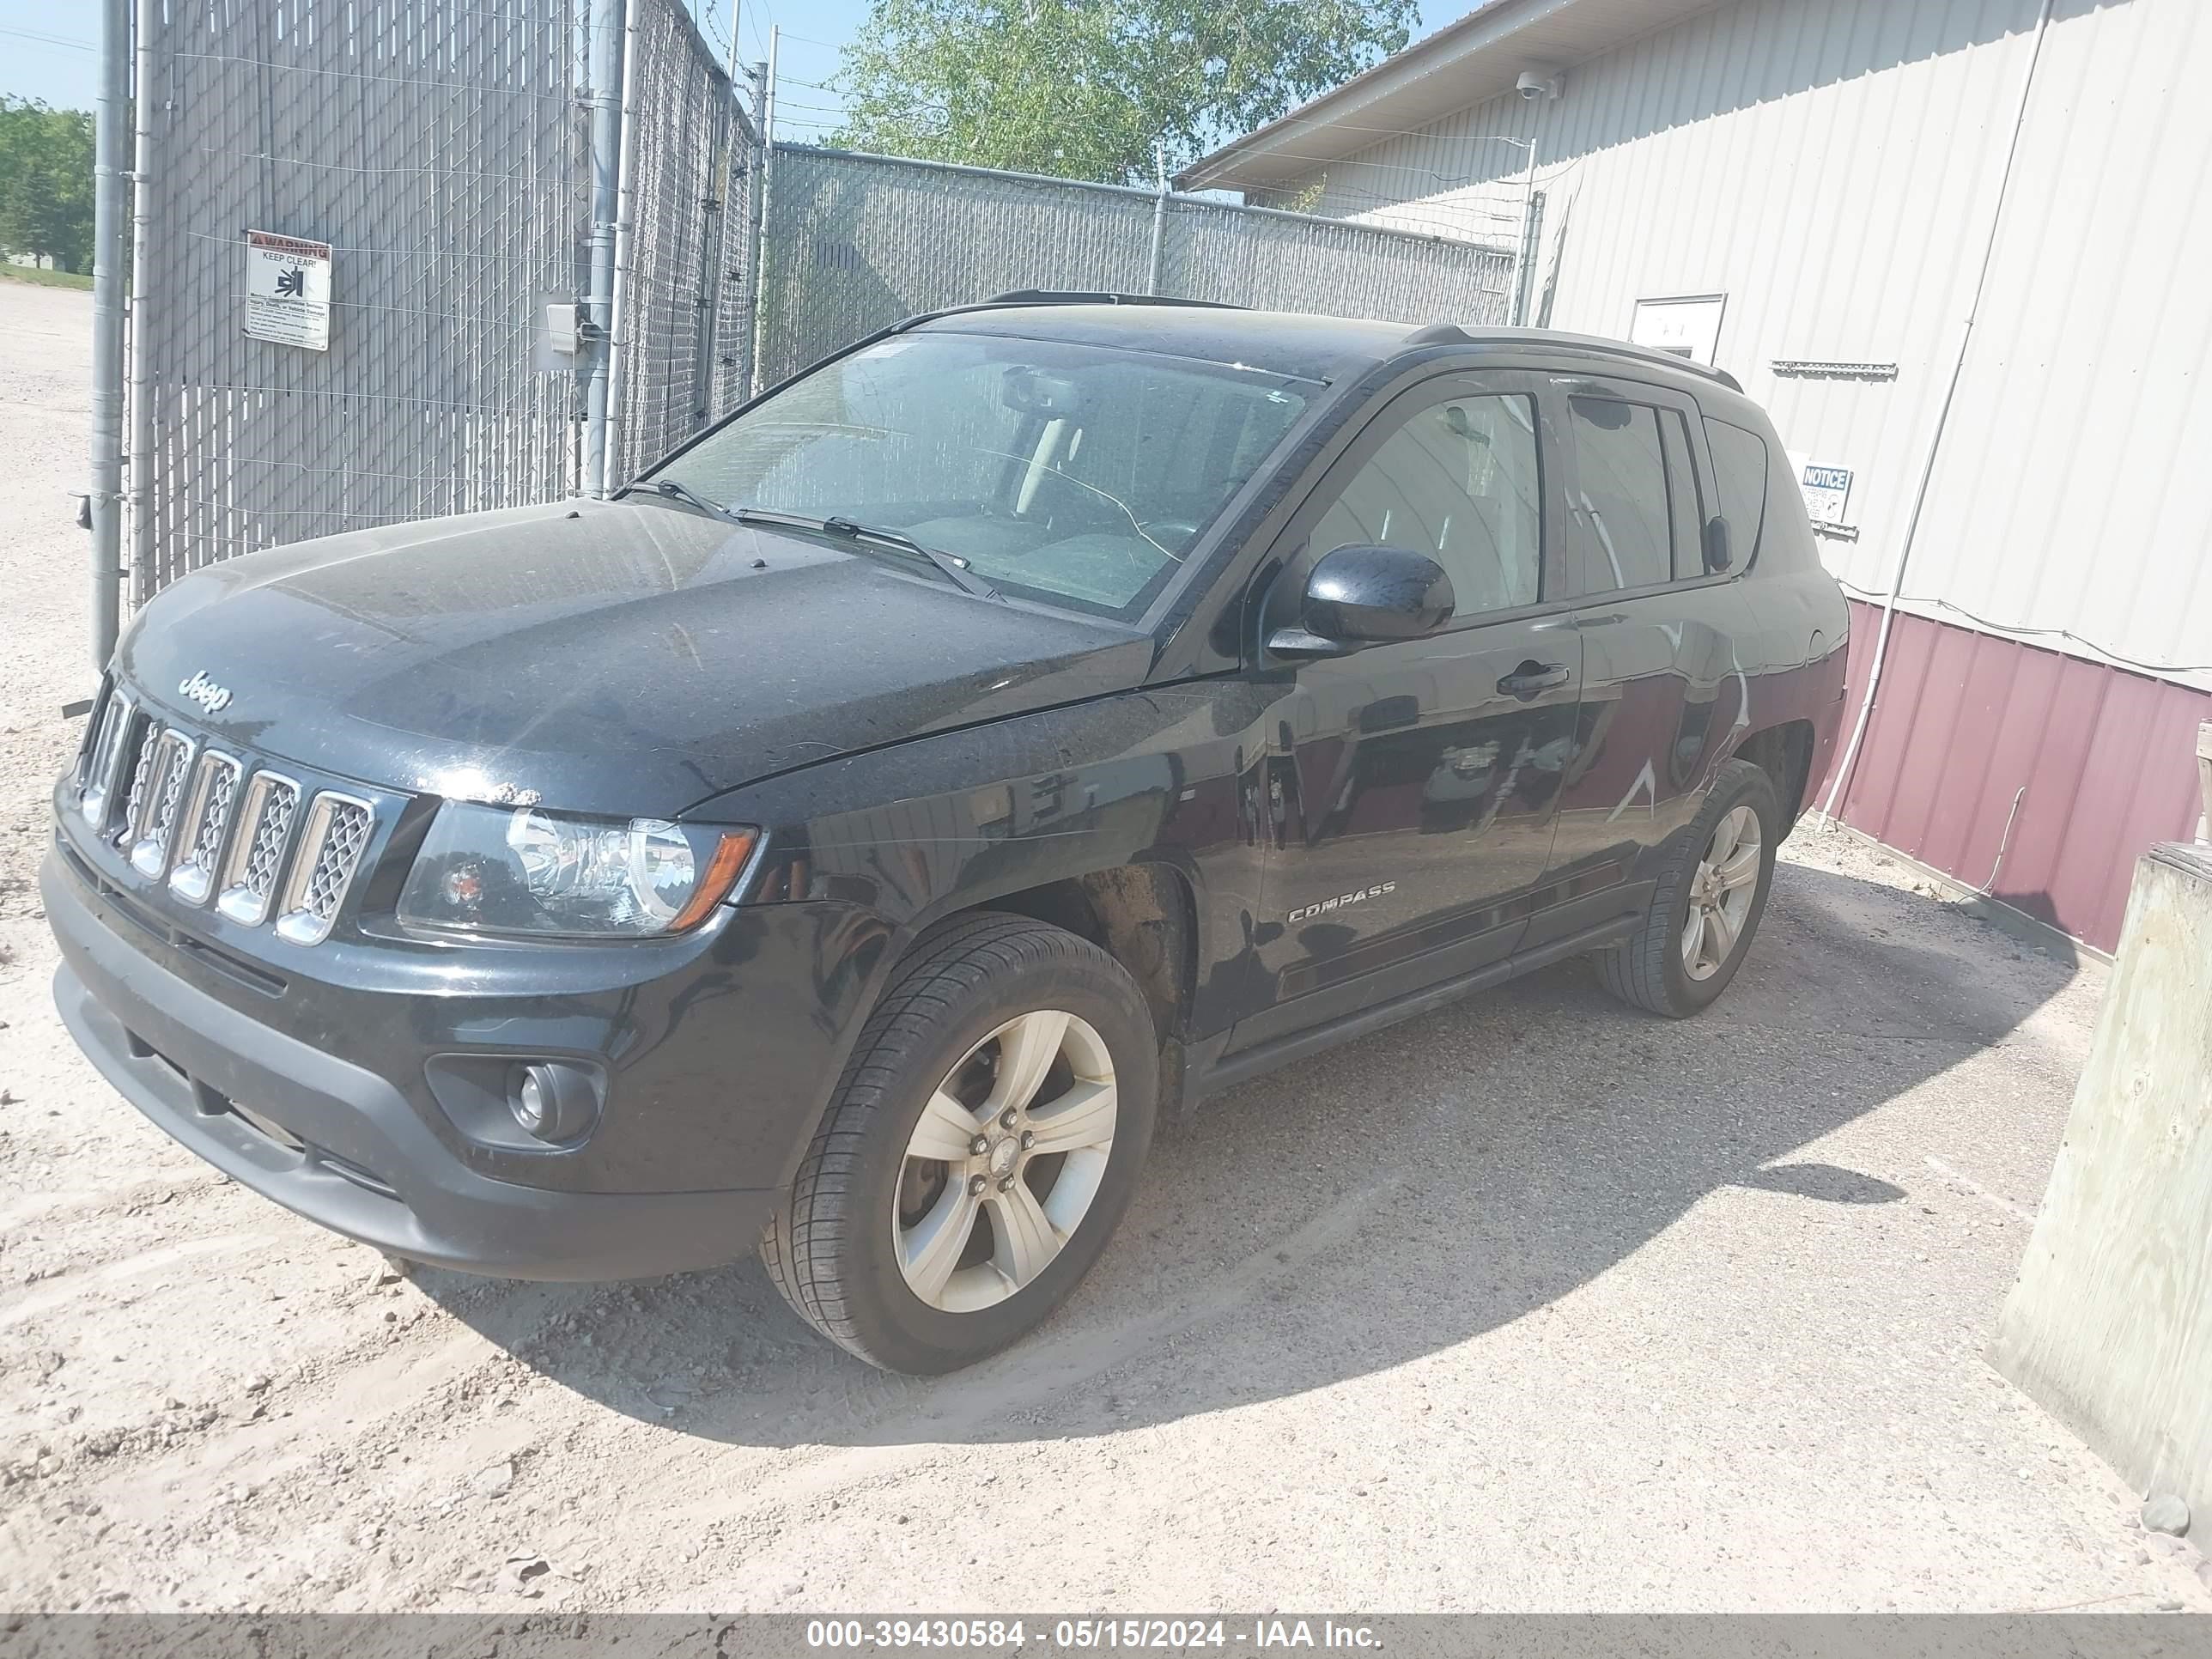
<box><xmin>1228</xmin><ymin>372</ymin><xmax>1584</xmax><ymax>1055</ymax></box>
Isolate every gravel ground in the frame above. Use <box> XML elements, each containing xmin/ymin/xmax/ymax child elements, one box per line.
<box><xmin>1</xmin><ymin>283</ymin><xmax>2206</xmax><ymax>1615</ymax></box>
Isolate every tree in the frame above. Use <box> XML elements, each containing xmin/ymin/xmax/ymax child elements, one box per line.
<box><xmin>0</xmin><ymin>97</ymin><xmax>96</xmax><ymax>273</ymax></box>
<box><xmin>833</xmin><ymin>0</ymin><xmax>1417</xmax><ymax>185</ymax></box>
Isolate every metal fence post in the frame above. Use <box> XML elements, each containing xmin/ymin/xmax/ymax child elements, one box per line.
<box><xmin>731</xmin><ymin>60</ymin><xmax>768</xmax><ymax>405</ymax></box>
<box><xmin>1145</xmin><ymin>145</ymin><xmax>1167</xmax><ymax>296</ymax></box>
<box><xmin>126</xmin><ymin>0</ymin><xmax>155</xmax><ymax>610</ymax></box>
<box><xmin>581</xmin><ymin>0</ymin><xmax>629</xmax><ymax>499</ymax></box>
<box><xmin>1510</xmin><ymin>138</ymin><xmax>1538</xmax><ymax>325</ymax></box>
<box><xmin>691</xmin><ymin>109</ymin><xmax>726</xmax><ymax>428</ymax></box>
<box><xmin>1513</xmin><ymin>189</ymin><xmax>1544</xmax><ymax>328</ymax></box>
<box><xmin>604</xmin><ymin>0</ymin><xmax>644</xmax><ymax>488</ymax></box>
<box><xmin>748</xmin><ymin>28</ymin><xmax>778</xmax><ymax>398</ymax></box>
<box><xmin>690</xmin><ymin>3</ymin><xmax>744</xmax><ymax>429</ymax></box>
<box><xmin>87</xmin><ymin>0</ymin><xmax>131</xmax><ymax>668</ymax></box>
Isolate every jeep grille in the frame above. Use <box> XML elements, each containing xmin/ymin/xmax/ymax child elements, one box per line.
<box><xmin>167</xmin><ymin>750</ymin><xmax>241</xmax><ymax>905</ymax></box>
<box><xmin>127</xmin><ymin>729</ymin><xmax>197</xmax><ymax>878</ymax></box>
<box><xmin>216</xmin><ymin>771</ymin><xmax>302</xmax><ymax>926</ymax></box>
<box><xmin>274</xmin><ymin>793</ymin><xmax>375</xmax><ymax>945</ymax></box>
<box><xmin>69</xmin><ymin>679</ymin><xmax>381</xmax><ymax>948</ymax></box>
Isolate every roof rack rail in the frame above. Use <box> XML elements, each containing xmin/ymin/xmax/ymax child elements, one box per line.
<box><xmin>1401</xmin><ymin>321</ymin><xmax>1747</xmax><ymax>393</ymax></box>
<box><xmin>981</xmin><ymin>289</ymin><xmax>1249</xmax><ymax>311</ymax></box>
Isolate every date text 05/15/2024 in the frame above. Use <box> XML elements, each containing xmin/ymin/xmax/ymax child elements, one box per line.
<box><xmin>805</xmin><ymin>1620</ymin><xmax>1383</xmax><ymax>1650</ymax></box>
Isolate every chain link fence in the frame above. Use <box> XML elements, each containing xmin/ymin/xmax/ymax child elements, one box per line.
<box><xmin>711</xmin><ymin>72</ymin><xmax>764</xmax><ymax>420</ymax></box>
<box><xmin>742</xmin><ymin>146</ymin><xmax>1519</xmax><ymax>396</ymax></box>
<box><xmin>611</xmin><ymin>0</ymin><xmax>731</xmax><ymax>483</ymax></box>
<box><xmin>112</xmin><ymin>11</ymin><xmax>1514</xmax><ymax>614</ymax></box>
<box><xmin>123</xmin><ymin>0</ymin><xmax>730</xmax><ymax>606</ymax></box>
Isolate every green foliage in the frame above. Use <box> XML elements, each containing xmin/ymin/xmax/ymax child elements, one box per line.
<box><xmin>0</xmin><ymin>262</ymin><xmax>94</xmax><ymax>289</ymax></box>
<box><xmin>833</xmin><ymin>0</ymin><xmax>1418</xmax><ymax>185</ymax></box>
<box><xmin>0</xmin><ymin>96</ymin><xmax>96</xmax><ymax>274</ymax></box>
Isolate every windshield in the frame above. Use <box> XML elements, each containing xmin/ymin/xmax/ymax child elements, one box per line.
<box><xmin>647</xmin><ymin>331</ymin><xmax>1312</xmax><ymax>622</ymax></box>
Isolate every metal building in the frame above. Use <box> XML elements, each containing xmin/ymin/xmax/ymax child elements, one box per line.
<box><xmin>1181</xmin><ymin>0</ymin><xmax>2212</xmax><ymax>954</ymax></box>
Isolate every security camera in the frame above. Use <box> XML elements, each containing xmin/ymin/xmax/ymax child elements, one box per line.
<box><xmin>1516</xmin><ymin>70</ymin><xmax>1561</xmax><ymax>100</ymax></box>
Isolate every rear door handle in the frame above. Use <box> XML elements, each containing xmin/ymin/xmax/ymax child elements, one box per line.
<box><xmin>1498</xmin><ymin>660</ymin><xmax>1571</xmax><ymax>700</ymax></box>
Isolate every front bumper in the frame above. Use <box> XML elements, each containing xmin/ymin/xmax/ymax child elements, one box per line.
<box><xmin>43</xmin><ymin>842</ymin><xmax>876</xmax><ymax>1281</ymax></box>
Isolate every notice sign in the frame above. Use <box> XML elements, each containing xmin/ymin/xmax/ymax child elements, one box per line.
<box><xmin>244</xmin><ymin>229</ymin><xmax>332</xmax><ymax>350</ymax></box>
<box><xmin>1800</xmin><ymin>462</ymin><xmax>1853</xmax><ymax>526</ymax></box>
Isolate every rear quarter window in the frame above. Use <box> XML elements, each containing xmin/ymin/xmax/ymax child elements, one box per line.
<box><xmin>1703</xmin><ymin>417</ymin><xmax>1769</xmax><ymax>569</ymax></box>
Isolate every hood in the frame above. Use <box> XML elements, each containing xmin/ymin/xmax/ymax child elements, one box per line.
<box><xmin>115</xmin><ymin>498</ymin><xmax>1156</xmax><ymax>817</ymax></box>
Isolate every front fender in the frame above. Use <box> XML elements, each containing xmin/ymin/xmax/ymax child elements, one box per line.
<box><xmin>687</xmin><ymin>678</ymin><xmax>1281</xmax><ymax>1023</ymax></box>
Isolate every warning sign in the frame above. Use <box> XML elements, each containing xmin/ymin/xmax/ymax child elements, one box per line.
<box><xmin>1799</xmin><ymin>462</ymin><xmax>1853</xmax><ymax>526</ymax></box>
<box><xmin>244</xmin><ymin>229</ymin><xmax>332</xmax><ymax>350</ymax></box>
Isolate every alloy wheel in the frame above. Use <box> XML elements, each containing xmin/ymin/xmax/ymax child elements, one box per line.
<box><xmin>891</xmin><ymin>1009</ymin><xmax>1118</xmax><ymax>1312</ymax></box>
<box><xmin>1681</xmin><ymin>803</ymin><xmax>1762</xmax><ymax>981</ymax></box>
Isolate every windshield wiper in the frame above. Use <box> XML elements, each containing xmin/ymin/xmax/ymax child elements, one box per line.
<box><xmin>635</xmin><ymin>486</ymin><xmax>1000</xmax><ymax>600</ymax></box>
<box><xmin>729</xmin><ymin>506</ymin><xmax>1000</xmax><ymax>600</ymax></box>
<box><xmin>642</xmin><ymin>477</ymin><xmax>736</xmax><ymax>520</ymax></box>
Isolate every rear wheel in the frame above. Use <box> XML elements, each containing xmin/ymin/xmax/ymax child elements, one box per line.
<box><xmin>1594</xmin><ymin>758</ymin><xmax>1778</xmax><ymax>1018</ymax></box>
<box><xmin>761</xmin><ymin>914</ymin><xmax>1157</xmax><ymax>1373</ymax></box>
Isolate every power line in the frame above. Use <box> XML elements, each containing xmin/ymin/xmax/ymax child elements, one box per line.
<box><xmin>0</xmin><ymin>25</ymin><xmax>95</xmax><ymax>52</ymax></box>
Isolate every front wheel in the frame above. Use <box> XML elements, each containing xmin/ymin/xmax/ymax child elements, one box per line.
<box><xmin>1594</xmin><ymin>758</ymin><xmax>1779</xmax><ymax>1018</ymax></box>
<box><xmin>761</xmin><ymin>914</ymin><xmax>1158</xmax><ymax>1373</ymax></box>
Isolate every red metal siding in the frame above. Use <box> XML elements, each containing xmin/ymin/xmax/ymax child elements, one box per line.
<box><xmin>1813</xmin><ymin>601</ymin><xmax>2210</xmax><ymax>953</ymax></box>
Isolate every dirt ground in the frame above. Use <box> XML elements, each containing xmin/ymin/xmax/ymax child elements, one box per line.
<box><xmin>1</xmin><ymin>282</ymin><xmax>2206</xmax><ymax>1615</ymax></box>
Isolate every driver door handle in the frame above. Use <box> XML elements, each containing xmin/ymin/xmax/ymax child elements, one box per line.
<box><xmin>1498</xmin><ymin>660</ymin><xmax>1570</xmax><ymax>701</ymax></box>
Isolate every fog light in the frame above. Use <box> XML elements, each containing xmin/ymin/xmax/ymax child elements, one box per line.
<box><xmin>507</xmin><ymin>1061</ymin><xmax>596</xmax><ymax>1143</ymax></box>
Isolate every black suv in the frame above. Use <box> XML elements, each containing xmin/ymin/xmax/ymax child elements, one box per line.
<box><xmin>47</xmin><ymin>297</ymin><xmax>1848</xmax><ymax>1372</ymax></box>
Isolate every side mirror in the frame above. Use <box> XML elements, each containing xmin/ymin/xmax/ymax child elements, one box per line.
<box><xmin>1703</xmin><ymin>517</ymin><xmax>1732</xmax><ymax>572</ymax></box>
<box><xmin>1269</xmin><ymin>544</ymin><xmax>1455</xmax><ymax>655</ymax></box>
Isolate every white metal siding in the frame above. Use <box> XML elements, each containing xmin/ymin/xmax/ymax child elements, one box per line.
<box><xmin>1265</xmin><ymin>0</ymin><xmax>2212</xmax><ymax>690</ymax></box>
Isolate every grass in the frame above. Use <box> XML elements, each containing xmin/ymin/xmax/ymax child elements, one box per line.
<box><xmin>0</xmin><ymin>264</ymin><xmax>94</xmax><ymax>290</ymax></box>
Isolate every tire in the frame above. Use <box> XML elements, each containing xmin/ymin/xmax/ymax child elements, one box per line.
<box><xmin>760</xmin><ymin>913</ymin><xmax>1158</xmax><ymax>1373</ymax></box>
<box><xmin>1594</xmin><ymin>757</ymin><xmax>1780</xmax><ymax>1018</ymax></box>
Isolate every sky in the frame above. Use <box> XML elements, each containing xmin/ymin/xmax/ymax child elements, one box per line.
<box><xmin>0</xmin><ymin>2</ymin><xmax>1452</xmax><ymax>137</ymax></box>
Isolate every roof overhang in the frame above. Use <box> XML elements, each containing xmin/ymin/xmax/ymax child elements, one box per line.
<box><xmin>1178</xmin><ymin>0</ymin><xmax>1732</xmax><ymax>192</ymax></box>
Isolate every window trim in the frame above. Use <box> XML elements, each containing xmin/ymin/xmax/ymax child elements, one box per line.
<box><xmin>1546</xmin><ymin>373</ymin><xmax>1736</xmax><ymax>606</ymax></box>
<box><xmin>1700</xmin><ymin>413</ymin><xmax>1772</xmax><ymax>577</ymax></box>
<box><xmin>1658</xmin><ymin>406</ymin><xmax>1707</xmax><ymax>582</ymax></box>
<box><xmin>1258</xmin><ymin>368</ymin><xmax>1568</xmax><ymax>655</ymax></box>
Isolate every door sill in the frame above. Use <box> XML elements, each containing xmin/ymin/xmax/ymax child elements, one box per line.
<box><xmin>1191</xmin><ymin>909</ymin><xmax>1640</xmax><ymax>1101</ymax></box>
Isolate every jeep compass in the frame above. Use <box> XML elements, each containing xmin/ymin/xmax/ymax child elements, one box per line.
<box><xmin>47</xmin><ymin>296</ymin><xmax>1849</xmax><ymax>1372</ymax></box>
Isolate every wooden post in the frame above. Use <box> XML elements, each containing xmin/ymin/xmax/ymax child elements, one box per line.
<box><xmin>1993</xmin><ymin>831</ymin><xmax>2212</xmax><ymax>1524</ymax></box>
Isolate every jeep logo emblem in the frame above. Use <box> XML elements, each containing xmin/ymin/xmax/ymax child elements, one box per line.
<box><xmin>178</xmin><ymin>670</ymin><xmax>233</xmax><ymax>714</ymax></box>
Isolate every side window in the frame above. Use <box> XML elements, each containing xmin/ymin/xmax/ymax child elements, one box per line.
<box><xmin>1564</xmin><ymin>395</ymin><xmax>1671</xmax><ymax>592</ymax></box>
<box><xmin>1310</xmin><ymin>392</ymin><xmax>1542</xmax><ymax>617</ymax></box>
<box><xmin>1703</xmin><ymin>417</ymin><xmax>1770</xmax><ymax>569</ymax></box>
<box><xmin>1659</xmin><ymin>410</ymin><xmax>1705</xmax><ymax>578</ymax></box>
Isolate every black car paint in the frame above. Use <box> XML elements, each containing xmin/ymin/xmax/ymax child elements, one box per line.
<box><xmin>110</xmin><ymin>501</ymin><xmax>1154</xmax><ymax>819</ymax></box>
<box><xmin>46</xmin><ymin>304</ymin><xmax>1850</xmax><ymax>1280</ymax></box>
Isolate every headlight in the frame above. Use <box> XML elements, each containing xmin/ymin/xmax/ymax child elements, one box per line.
<box><xmin>396</xmin><ymin>803</ymin><xmax>757</xmax><ymax>938</ymax></box>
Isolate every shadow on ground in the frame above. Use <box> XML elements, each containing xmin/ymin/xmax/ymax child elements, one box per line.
<box><xmin>424</xmin><ymin>857</ymin><xmax>2075</xmax><ymax>1445</ymax></box>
